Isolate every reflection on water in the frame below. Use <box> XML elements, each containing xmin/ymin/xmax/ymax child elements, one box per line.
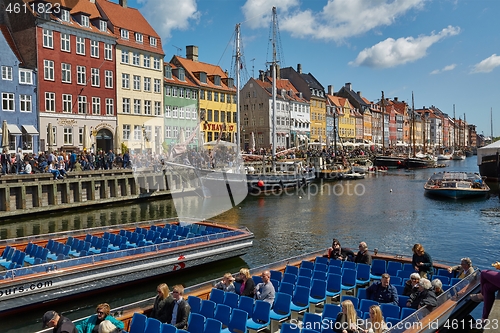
<box><xmin>2</xmin><ymin>157</ymin><xmax>499</xmax><ymax>332</ymax></box>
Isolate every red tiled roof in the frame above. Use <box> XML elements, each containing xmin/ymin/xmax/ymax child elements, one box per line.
<box><xmin>164</xmin><ymin>63</ymin><xmax>198</xmax><ymax>88</ymax></box>
<box><xmin>172</xmin><ymin>55</ymin><xmax>234</xmax><ymax>92</ymax></box>
<box><xmin>0</xmin><ymin>24</ymin><xmax>23</xmax><ymax>63</ymax></box>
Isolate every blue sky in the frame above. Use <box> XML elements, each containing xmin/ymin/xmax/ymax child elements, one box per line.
<box><xmin>130</xmin><ymin>0</ymin><xmax>500</xmax><ymax>138</ymax></box>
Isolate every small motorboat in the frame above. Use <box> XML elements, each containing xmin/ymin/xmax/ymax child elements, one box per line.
<box><xmin>424</xmin><ymin>171</ymin><xmax>490</xmax><ymax>199</ymax></box>
<box><xmin>342</xmin><ymin>171</ymin><xmax>366</xmax><ymax>180</ymax></box>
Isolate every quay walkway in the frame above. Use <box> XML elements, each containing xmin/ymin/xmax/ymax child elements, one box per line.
<box><xmin>0</xmin><ymin>168</ymin><xmax>201</xmax><ymax>219</ymax></box>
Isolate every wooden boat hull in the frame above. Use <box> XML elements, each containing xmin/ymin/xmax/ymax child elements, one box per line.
<box><xmin>405</xmin><ymin>158</ymin><xmax>436</xmax><ymax>169</ymax></box>
<box><xmin>478</xmin><ymin>153</ymin><xmax>500</xmax><ymax>181</ymax></box>
<box><xmin>0</xmin><ymin>219</ymin><xmax>253</xmax><ymax>315</ymax></box>
<box><xmin>424</xmin><ymin>171</ymin><xmax>490</xmax><ymax>199</ymax></box>
<box><xmin>49</xmin><ymin>248</ymin><xmax>480</xmax><ymax>333</ymax></box>
<box><xmin>374</xmin><ymin>156</ymin><xmax>405</xmax><ymax>169</ymax></box>
<box><xmin>246</xmin><ymin>172</ymin><xmax>315</xmax><ymax>194</ymax></box>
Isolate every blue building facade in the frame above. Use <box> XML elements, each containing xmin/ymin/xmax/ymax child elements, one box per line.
<box><xmin>0</xmin><ymin>24</ymin><xmax>39</xmax><ymax>154</ymax></box>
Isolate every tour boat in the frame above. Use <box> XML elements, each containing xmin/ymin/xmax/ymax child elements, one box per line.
<box><xmin>477</xmin><ymin>140</ymin><xmax>500</xmax><ymax>181</ymax></box>
<box><xmin>0</xmin><ymin>218</ymin><xmax>254</xmax><ymax>315</ymax></box>
<box><xmin>44</xmin><ymin>248</ymin><xmax>480</xmax><ymax>333</ymax></box>
<box><xmin>424</xmin><ymin>171</ymin><xmax>490</xmax><ymax>199</ymax></box>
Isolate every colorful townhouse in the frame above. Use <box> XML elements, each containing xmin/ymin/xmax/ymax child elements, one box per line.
<box><xmin>171</xmin><ymin>46</ymin><xmax>237</xmax><ymax>145</ymax></box>
<box><xmin>163</xmin><ymin>62</ymin><xmax>199</xmax><ymax>149</ymax></box>
<box><xmin>280</xmin><ymin>64</ymin><xmax>325</xmax><ymax>142</ymax></box>
<box><xmin>360</xmin><ymin>96</ymin><xmax>373</xmax><ymax>143</ymax></box>
<box><xmin>0</xmin><ymin>23</ymin><xmax>38</xmax><ymax>153</ymax></box>
<box><xmin>337</xmin><ymin>97</ymin><xmax>356</xmax><ymax>142</ymax></box>
<box><xmin>326</xmin><ymin>87</ymin><xmax>340</xmax><ymax>146</ymax></box>
<box><xmin>336</xmin><ymin>83</ymin><xmax>370</xmax><ymax>143</ymax></box>
<box><xmin>7</xmin><ymin>0</ymin><xmax>117</xmax><ymax>153</ymax></box>
<box><xmin>97</xmin><ymin>0</ymin><xmax>164</xmax><ymax>154</ymax></box>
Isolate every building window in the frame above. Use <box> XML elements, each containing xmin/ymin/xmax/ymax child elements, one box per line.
<box><xmin>91</xmin><ymin>40</ymin><xmax>99</xmax><ymax>58</ymax></box>
<box><xmin>43</xmin><ymin>29</ymin><xmax>53</xmax><ymax>48</ymax></box>
<box><xmin>122</xmin><ymin>98</ymin><xmax>130</xmax><ymax>113</ymax></box>
<box><xmin>106</xmin><ymin>98</ymin><xmax>114</xmax><ymax>115</ymax></box>
<box><xmin>61</xmin><ymin>33</ymin><xmax>70</xmax><ymax>52</ymax></box>
<box><xmin>153</xmin><ymin>57</ymin><xmax>160</xmax><ymax>70</ymax></box>
<box><xmin>1</xmin><ymin>92</ymin><xmax>14</xmax><ymax>111</ymax></box>
<box><xmin>45</xmin><ymin>92</ymin><xmax>55</xmax><ymax>112</ymax></box>
<box><xmin>133</xmin><ymin>75</ymin><xmax>140</xmax><ymax>90</ymax></box>
<box><xmin>132</xmin><ymin>52</ymin><xmax>140</xmax><ymax>66</ymax></box>
<box><xmin>135</xmin><ymin>33</ymin><xmax>143</xmax><ymax>43</ymax></box>
<box><xmin>214</xmin><ymin>92</ymin><xmax>218</xmax><ymax>102</ymax></box>
<box><xmin>121</xmin><ymin>29</ymin><xmax>129</xmax><ymax>39</ymax></box>
<box><xmin>220</xmin><ymin>92</ymin><xmax>225</xmax><ymax>103</ymax></box>
<box><xmin>121</xmin><ymin>50</ymin><xmax>129</xmax><ymax>63</ymax></box>
<box><xmin>144</xmin><ymin>100</ymin><xmax>151</xmax><ymax>115</ymax></box>
<box><xmin>78</xmin><ymin>96</ymin><xmax>87</xmax><ymax>114</ymax></box>
<box><xmin>81</xmin><ymin>15</ymin><xmax>89</xmax><ymax>27</ymax></box>
<box><xmin>91</xmin><ymin>68</ymin><xmax>100</xmax><ymax>87</ymax></box>
<box><xmin>60</xmin><ymin>9</ymin><xmax>69</xmax><ymax>22</ymax></box>
<box><xmin>214</xmin><ymin>110</ymin><xmax>219</xmax><ymax>122</ymax></box>
<box><xmin>172</xmin><ymin>87</ymin><xmax>177</xmax><ymax>97</ymax></box>
<box><xmin>19</xmin><ymin>94</ymin><xmax>32</xmax><ymax>112</ymax></box>
<box><xmin>61</xmin><ymin>63</ymin><xmax>71</xmax><ymax>83</ymax></box>
<box><xmin>134</xmin><ymin>125</ymin><xmax>141</xmax><ymax>140</ymax></box>
<box><xmin>143</xmin><ymin>77</ymin><xmax>151</xmax><ymax>92</ymax></box>
<box><xmin>1</xmin><ymin>66</ymin><xmax>12</xmax><ymax>80</ymax></box>
<box><xmin>62</xmin><ymin>94</ymin><xmax>72</xmax><ymax>113</ymax></box>
<box><xmin>100</xmin><ymin>20</ymin><xmax>107</xmax><ymax>32</ymax></box>
<box><xmin>150</xmin><ymin>37</ymin><xmax>157</xmax><ymax>47</ymax></box>
<box><xmin>105</xmin><ymin>70</ymin><xmax>113</xmax><ymax>88</ymax></box>
<box><xmin>92</xmin><ymin>97</ymin><xmax>100</xmax><ymax>115</ymax></box>
<box><xmin>179</xmin><ymin>88</ymin><xmax>185</xmax><ymax>98</ymax></box>
<box><xmin>79</xmin><ymin>127</ymin><xmax>84</xmax><ymax>144</ymax></box>
<box><xmin>76</xmin><ymin>36</ymin><xmax>85</xmax><ymax>55</ymax></box>
<box><xmin>104</xmin><ymin>43</ymin><xmax>112</xmax><ymax>60</ymax></box>
<box><xmin>122</xmin><ymin>73</ymin><xmax>129</xmax><ymax>89</ymax></box>
<box><xmin>154</xmin><ymin>79</ymin><xmax>161</xmax><ymax>93</ymax></box>
<box><xmin>165</xmin><ymin>86</ymin><xmax>171</xmax><ymax>96</ymax></box>
<box><xmin>77</xmin><ymin>66</ymin><xmax>86</xmax><ymax>85</ymax></box>
<box><xmin>164</xmin><ymin>65</ymin><xmax>172</xmax><ymax>79</ymax></box>
<box><xmin>165</xmin><ymin>126</ymin><xmax>171</xmax><ymax>138</ymax></box>
<box><xmin>179</xmin><ymin>107</ymin><xmax>184</xmax><ymax>119</ymax></box>
<box><xmin>123</xmin><ymin>124</ymin><xmax>130</xmax><ymax>140</ymax></box>
<box><xmin>165</xmin><ymin>105</ymin><xmax>171</xmax><ymax>117</ymax></box>
<box><xmin>44</xmin><ymin>59</ymin><xmax>54</xmax><ymax>81</ymax></box>
<box><xmin>154</xmin><ymin>101</ymin><xmax>161</xmax><ymax>116</ymax></box>
<box><xmin>133</xmin><ymin>99</ymin><xmax>141</xmax><ymax>114</ymax></box>
<box><xmin>19</xmin><ymin>69</ymin><xmax>32</xmax><ymax>84</ymax></box>
<box><xmin>186</xmin><ymin>89</ymin><xmax>192</xmax><ymax>99</ymax></box>
<box><xmin>172</xmin><ymin>106</ymin><xmax>178</xmax><ymax>118</ymax></box>
<box><xmin>63</xmin><ymin>127</ymin><xmax>73</xmax><ymax>145</ymax></box>
<box><xmin>207</xmin><ymin>91</ymin><xmax>212</xmax><ymax>101</ymax></box>
<box><xmin>143</xmin><ymin>55</ymin><xmax>150</xmax><ymax>68</ymax></box>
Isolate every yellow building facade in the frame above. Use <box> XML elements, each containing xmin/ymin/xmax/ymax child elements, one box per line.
<box><xmin>310</xmin><ymin>96</ymin><xmax>326</xmax><ymax>141</ymax></box>
<box><xmin>338</xmin><ymin>98</ymin><xmax>356</xmax><ymax>141</ymax></box>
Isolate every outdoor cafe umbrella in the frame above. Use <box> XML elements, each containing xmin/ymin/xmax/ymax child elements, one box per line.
<box><xmin>83</xmin><ymin>124</ymin><xmax>90</xmax><ymax>151</ymax></box>
<box><xmin>47</xmin><ymin>122</ymin><xmax>54</xmax><ymax>152</ymax></box>
<box><xmin>251</xmin><ymin>131</ymin><xmax>255</xmax><ymax>152</ymax></box>
<box><xmin>1</xmin><ymin>120</ymin><xmax>8</xmax><ymax>150</ymax></box>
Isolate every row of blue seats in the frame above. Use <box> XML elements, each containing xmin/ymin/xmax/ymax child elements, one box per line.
<box><xmin>127</xmin><ymin>314</ymin><xmax>185</xmax><ymax>333</ymax></box>
<box><xmin>0</xmin><ymin>247</ymin><xmax>25</xmax><ymax>269</ymax></box>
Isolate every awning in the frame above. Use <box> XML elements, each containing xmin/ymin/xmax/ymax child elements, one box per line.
<box><xmin>297</xmin><ymin>119</ymin><xmax>304</xmax><ymax>123</ymax></box>
<box><xmin>7</xmin><ymin>124</ymin><xmax>22</xmax><ymax>135</ymax></box>
<box><xmin>22</xmin><ymin>125</ymin><xmax>39</xmax><ymax>135</ymax></box>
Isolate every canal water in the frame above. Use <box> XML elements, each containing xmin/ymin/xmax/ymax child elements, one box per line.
<box><xmin>1</xmin><ymin>157</ymin><xmax>499</xmax><ymax>332</ymax></box>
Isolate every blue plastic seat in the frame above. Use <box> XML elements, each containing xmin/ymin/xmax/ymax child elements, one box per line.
<box><xmin>357</xmin><ymin>288</ymin><xmax>367</xmax><ymax>299</ymax></box>
<box><xmin>312</xmin><ymin>270</ymin><xmax>327</xmax><ymax>281</ymax></box>
<box><xmin>342</xmin><ymin>261</ymin><xmax>356</xmax><ymax>270</ymax></box>
<box><xmin>204</xmin><ymin>318</ymin><xmax>222</xmax><ymax>333</ymax></box>
<box><xmin>161</xmin><ymin>323</ymin><xmax>177</xmax><ymax>333</ymax></box>
<box><xmin>322</xmin><ymin>303</ymin><xmax>341</xmax><ymax>321</ymax></box>
<box><xmin>356</xmin><ymin>263</ymin><xmax>371</xmax><ymax>286</ymax></box>
<box><xmin>387</xmin><ymin>261</ymin><xmax>403</xmax><ymax>277</ymax></box>
<box><xmin>223</xmin><ymin>292</ymin><xmax>239</xmax><ymax>309</ymax></box>
<box><xmin>315</xmin><ymin>256</ymin><xmax>329</xmax><ymax>266</ymax></box>
<box><xmin>282</xmin><ymin>273</ymin><xmax>297</xmax><ymax>285</ymax></box>
<box><xmin>297</xmin><ymin>276</ymin><xmax>312</xmax><ymax>288</ymax></box>
<box><xmin>271</xmin><ymin>278</ymin><xmax>280</xmax><ymax>291</ymax></box>
<box><xmin>325</xmin><ymin>273</ymin><xmax>341</xmax><ymax>300</ymax></box>
<box><xmin>290</xmin><ymin>285</ymin><xmax>310</xmax><ymax>317</ymax></box>
<box><xmin>341</xmin><ymin>269</ymin><xmax>357</xmax><ymax>293</ymax></box>
<box><xmin>390</xmin><ymin>276</ymin><xmax>402</xmax><ymax>286</ymax></box>
<box><xmin>144</xmin><ymin>318</ymin><xmax>162</xmax><ymax>333</ymax></box>
<box><xmin>270</xmin><ymin>270</ymin><xmax>282</xmax><ymax>281</ymax></box>
<box><xmin>370</xmin><ymin>259</ymin><xmax>386</xmax><ymax>280</ymax></box>
<box><xmin>308</xmin><ymin>279</ymin><xmax>327</xmax><ymax>311</ymax></box>
<box><xmin>359</xmin><ymin>299</ymin><xmax>378</xmax><ymax>314</ymax></box>
<box><xmin>269</xmin><ymin>292</ymin><xmax>292</xmax><ymax>330</ymax></box>
<box><xmin>433</xmin><ymin>275</ymin><xmax>450</xmax><ymax>285</ymax></box>
<box><xmin>380</xmin><ymin>303</ymin><xmax>400</xmax><ymax>319</ymax></box>
<box><xmin>237</xmin><ymin>295</ymin><xmax>254</xmax><ymax>318</ymax></box>
<box><xmin>214</xmin><ymin>304</ymin><xmax>231</xmax><ymax>328</ymax></box>
<box><xmin>396</xmin><ymin>270</ymin><xmax>412</xmax><ymax>280</ymax></box>
<box><xmin>299</xmin><ymin>267</ymin><xmax>313</xmax><ymax>278</ymax></box>
<box><xmin>386</xmin><ymin>316</ymin><xmax>401</xmax><ymax>326</ymax></box>
<box><xmin>398</xmin><ymin>295</ymin><xmax>409</xmax><ymax>308</ymax></box>
<box><xmin>188</xmin><ymin>296</ymin><xmax>202</xmax><ymax>314</ymax></box>
<box><xmin>403</xmin><ymin>263</ymin><xmax>414</xmax><ymax>271</ymax></box>
<box><xmin>394</xmin><ymin>284</ymin><xmax>405</xmax><ymax>295</ymax></box>
<box><xmin>187</xmin><ymin>312</ymin><xmax>205</xmax><ymax>333</ymax></box>
<box><xmin>303</xmin><ymin>312</ymin><xmax>322</xmax><ymax>332</ymax></box>
<box><xmin>401</xmin><ymin>307</ymin><xmax>416</xmax><ymax>319</ymax></box>
<box><xmin>314</xmin><ymin>262</ymin><xmax>328</xmax><ymax>273</ymax></box>
<box><xmin>329</xmin><ymin>259</ymin><xmax>342</xmax><ymax>267</ymax></box>
<box><xmin>285</xmin><ymin>265</ymin><xmax>299</xmax><ymax>276</ymax></box>
<box><xmin>129</xmin><ymin>313</ymin><xmax>147</xmax><ymax>333</ymax></box>
<box><xmin>279</xmin><ymin>281</ymin><xmax>295</xmax><ymax>296</ymax></box>
<box><xmin>221</xmin><ymin>308</ymin><xmax>247</xmax><ymax>333</ymax></box>
<box><xmin>252</xmin><ymin>275</ymin><xmax>263</xmax><ymax>285</ymax></box>
<box><xmin>200</xmin><ymin>299</ymin><xmax>216</xmax><ymax>319</ymax></box>
<box><xmin>341</xmin><ymin>295</ymin><xmax>359</xmax><ymax>309</ymax></box>
<box><xmin>437</xmin><ymin>268</ymin><xmax>455</xmax><ymax>279</ymax></box>
<box><xmin>210</xmin><ymin>288</ymin><xmax>225</xmax><ymax>305</ymax></box>
<box><xmin>328</xmin><ymin>265</ymin><xmax>342</xmax><ymax>276</ymax></box>
<box><xmin>246</xmin><ymin>300</ymin><xmax>270</xmax><ymax>332</ymax></box>
<box><xmin>301</xmin><ymin>260</ymin><xmax>314</xmax><ymax>270</ymax></box>
<box><xmin>450</xmin><ymin>277</ymin><xmax>461</xmax><ymax>286</ymax></box>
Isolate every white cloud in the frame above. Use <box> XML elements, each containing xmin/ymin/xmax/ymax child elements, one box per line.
<box><xmin>471</xmin><ymin>54</ymin><xmax>500</xmax><ymax>73</ymax></box>
<box><xmin>349</xmin><ymin>26</ymin><xmax>460</xmax><ymax>68</ymax></box>
<box><xmin>242</xmin><ymin>0</ymin><xmax>425</xmax><ymax>41</ymax></box>
<box><xmin>430</xmin><ymin>63</ymin><xmax>457</xmax><ymax>74</ymax></box>
<box><xmin>137</xmin><ymin>0</ymin><xmax>200</xmax><ymax>39</ymax></box>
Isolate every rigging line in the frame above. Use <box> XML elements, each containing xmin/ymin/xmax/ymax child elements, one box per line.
<box><xmin>216</xmin><ymin>28</ymin><xmax>236</xmax><ymax>68</ymax></box>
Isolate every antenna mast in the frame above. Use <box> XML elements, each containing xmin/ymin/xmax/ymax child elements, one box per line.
<box><xmin>172</xmin><ymin>45</ymin><xmax>182</xmax><ymax>56</ymax></box>
<box><xmin>271</xmin><ymin>7</ymin><xmax>278</xmax><ymax>172</ymax></box>
<box><xmin>491</xmin><ymin>107</ymin><xmax>494</xmax><ymax>140</ymax></box>
<box><xmin>235</xmin><ymin>24</ymin><xmax>241</xmax><ymax>156</ymax></box>
<box><xmin>381</xmin><ymin>91</ymin><xmax>385</xmax><ymax>152</ymax></box>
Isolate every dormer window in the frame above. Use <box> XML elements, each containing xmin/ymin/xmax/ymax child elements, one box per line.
<box><xmin>214</xmin><ymin>75</ymin><xmax>221</xmax><ymax>86</ymax></box>
<box><xmin>121</xmin><ymin>29</ymin><xmax>129</xmax><ymax>39</ymax></box>
<box><xmin>164</xmin><ymin>64</ymin><xmax>172</xmax><ymax>79</ymax></box>
<box><xmin>150</xmin><ymin>37</ymin><xmax>157</xmax><ymax>47</ymax></box>
<box><xmin>81</xmin><ymin>15</ymin><xmax>89</xmax><ymax>27</ymax></box>
<box><xmin>178</xmin><ymin>68</ymin><xmax>185</xmax><ymax>81</ymax></box>
<box><xmin>60</xmin><ymin>9</ymin><xmax>69</xmax><ymax>22</ymax></box>
<box><xmin>100</xmin><ymin>20</ymin><xmax>107</xmax><ymax>32</ymax></box>
<box><xmin>199</xmin><ymin>72</ymin><xmax>207</xmax><ymax>84</ymax></box>
<box><xmin>135</xmin><ymin>33</ymin><xmax>143</xmax><ymax>43</ymax></box>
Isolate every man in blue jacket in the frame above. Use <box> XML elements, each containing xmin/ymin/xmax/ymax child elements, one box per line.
<box><xmin>75</xmin><ymin>303</ymin><xmax>124</xmax><ymax>333</ymax></box>
<box><xmin>366</xmin><ymin>273</ymin><xmax>399</xmax><ymax>306</ymax></box>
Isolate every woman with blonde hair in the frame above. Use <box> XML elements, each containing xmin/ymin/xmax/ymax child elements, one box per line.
<box><xmin>363</xmin><ymin>305</ymin><xmax>387</xmax><ymax>333</ymax></box>
<box><xmin>235</xmin><ymin>268</ymin><xmax>255</xmax><ymax>297</ymax></box>
<box><xmin>150</xmin><ymin>283</ymin><xmax>173</xmax><ymax>323</ymax></box>
<box><xmin>334</xmin><ymin>299</ymin><xmax>359</xmax><ymax>333</ymax></box>
<box><xmin>412</xmin><ymin>243</ymin><xmax>433</xmax><ymax>278</ymax></box>
<box><xmin>214</xmin><ymin>272</ymin><xmax>236</xmax><ymax>293</ymax></box>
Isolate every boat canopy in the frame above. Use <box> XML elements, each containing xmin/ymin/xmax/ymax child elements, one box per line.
<box><xmin>477</xmin><ymin>140</ymin><xmax>500</xmax><ymax>165</ymax></box>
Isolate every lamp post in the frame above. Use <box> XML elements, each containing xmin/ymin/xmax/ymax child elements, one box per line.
<box><xmin>141</xmin><ymin>124</ymin><xmax>146</xmax><ymax>154</ymax></box>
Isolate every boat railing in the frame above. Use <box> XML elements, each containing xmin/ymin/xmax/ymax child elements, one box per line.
<box><xmin>385</xmin><ymin>269</ymin><xmax>480</xmax><ymax>332</ymax></box>
<box><xmin>0</xmin><ymin>228</ymin><xmax>250</xmax><ymax>281</ymax></box>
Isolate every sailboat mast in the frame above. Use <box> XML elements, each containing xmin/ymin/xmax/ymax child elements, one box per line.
<box><xmin>381</xmin><ymin>91</ymin><xmax>385</xmax><ymax>152</ymax></box>
<box><xmin>235</xmin><ymin>24</ymin><xmax>241</xmax><ymax>156</ymax></box>
<box><xmin>412</xmin><ymin>92</ymin><xmax>416</xmax><ymax>157</ymax></box>
<box><xmin>491</xmin><ymin>107</ymin><xmax>493</xmax><ymax>140</ymax></box>
<box><xmin>453</xmin><ymin>104</ymin><xmax>456</xmax><ymax>148</ymax></box>
<box><xmin>271</xmin><ymin>7</ymin><xmax>277</xmax><ymax>171</ymax></box>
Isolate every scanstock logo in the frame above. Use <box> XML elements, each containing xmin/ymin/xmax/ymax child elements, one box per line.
<box><xmin>131</xmin><ymin>120</ymin><xmax>248</xmax><ymax>220</ymax></box>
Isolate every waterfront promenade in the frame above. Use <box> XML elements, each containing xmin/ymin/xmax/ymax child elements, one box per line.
<box><xmin>1</xmin><ymin>157</ymin><xmax>499</xmax><ymax>332</ymax></box>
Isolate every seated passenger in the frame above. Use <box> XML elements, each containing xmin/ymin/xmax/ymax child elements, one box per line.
<box><xmin>447</xmin><ymin>257</ymin><xmax>474</xmax><ymax>278</ymax></box>
<box><xmin>75</xmin><ymin>303</ymin><xmax>124</xmax><ymax>333</ymax></box>
<box><xmin>366</xmin><ymin>273</ymin><xmax>398</xmax><ymax>306</ymax></box>
<box><xmin>406</xmin><ymin>278</ymin><xmax>437</xmax><ymax>316</ymax></box>
<box><xmin>334</xmin><ymin>299</ymin><xmax>359</xmax><ymax>333</ymax></box>
<box><xmin>254</xmin><ymin>270</ymin><xmax>275</xmax><ymax>304</ymax></box>
<box><xmin>361</xmin><ymin>305</ymin><xmax>387</xmax><ymax>333</ymax></box>
<box><xmin>403</xmin><ymin>273</ymin><xmax>420</xmax><ymax>296</ymax></box>
<box><xmin>325</xmin><ymin>238</ymin><xmax>354</xmax><ymax>261</ymax></box>
<box><xmin>214</xmin><ymin>273</ymin><xmax>236</xmax><ymax>293</ymax></box>
<box><xmin>150</xmin><ymin>283</ymin><xmax>173</xmax><ymax>323</ymax></box>
<box><xmin>235</xmin><ymin>268</ymin><xmax>255</xmax><ymax>298</ymax></box>
<box><xmin>98</xmin><ymin>320</ymin><xmax>121</xmax><ymax>333</ymax></box>
<box><xmin>412</xmin><ymin>243</ymin><xmax>433</xmax><ymax>278</ymax></box>
<box><xmin>432</xmin><ymin>279</ymin><xmax>443</xmax><ymax>296</ymax></box>
<box><xmin>354</xmin><ymin>242</ymin><xmax>372</xmax><ymax>265</ymax></box>
<box><xmin>166</xmin><ymin>285</ymin><xmax>190</xmax><ymax>329</ymax></box>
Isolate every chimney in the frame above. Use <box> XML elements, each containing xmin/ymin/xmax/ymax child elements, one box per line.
<box><xmin>119</xmin><ymin>0</ymin><xmax>127</xmax><ymax>8</ymax></box>
<box><xmin>259</xmin><ymin>70</ymin><xmax>265</xmax><ymax>81</ymax></box>
<box><xmin>357</xmin><ymin>91</ymin><xmax>362</xmax><ymax>98</ymax></box>
<box><xmin>89</xmin><ymin>0</ymin><xmax>95</xmax><ymax>3</ymax></box>
<box><xmin>186</xmin><ymin>45</ymin><xmax>198</xmax><ymax>62</ymax></box>
<box><xmin>274</xmin><ymin>64</ymin><xmax>280</xmax><ymax>80</ymax></box>
<box><xmin>394</xmin><ymin>97</ymin><xmax>398</xmax><ymax>102</ymax></box>
<box><xmin>345</xmin><ymin>82</ymin><xmax>351</xmax><ymax>91</ymax></box>
<box><xmin>328</xmin><ymin>85</ymin><xmax>333</xmax><ymax>95</ymax></box>
<box><xmin>297</xmin><ymin>64</ymin><xmax>302</xmax><ymax>74</ymax></box>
